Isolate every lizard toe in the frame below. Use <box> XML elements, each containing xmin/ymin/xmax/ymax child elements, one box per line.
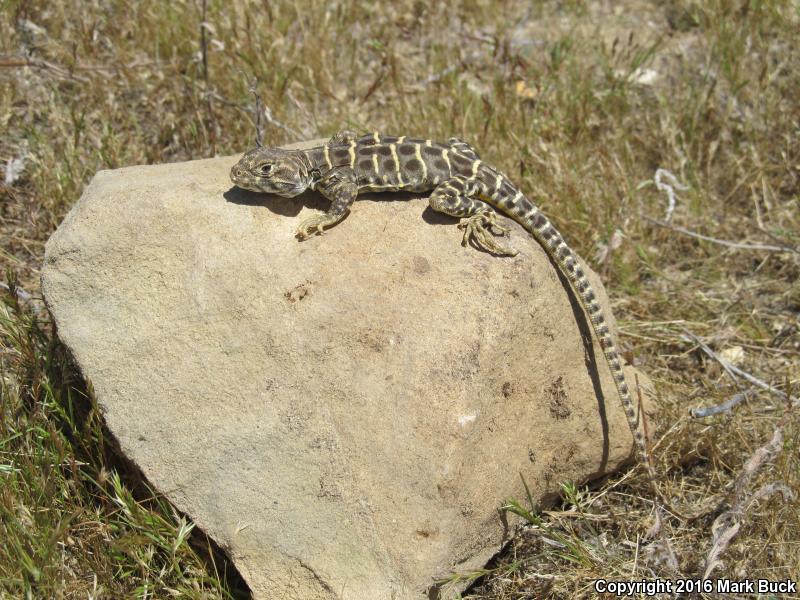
<box><xmin>459</xmin><ymin>212</ymin><xmax>517</xmax><ymax>256</ymax></box>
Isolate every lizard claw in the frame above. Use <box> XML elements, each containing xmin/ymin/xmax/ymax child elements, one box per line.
<box><xmin>295</xmin><ymin>215</ymin><xmax>330</xmax><ymax>240</ymax></box>
<box><xmin>458</xmin><ymin>211</ymin><xmax>518</xmax><ymax>256</ymax></box>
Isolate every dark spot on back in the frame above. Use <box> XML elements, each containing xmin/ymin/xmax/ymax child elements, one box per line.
<box><xmin>358</xmin><ymin>146</ymin><xmax>376</xmax><ymax>156</ymax></box>
<box><xmin>449</xmin><ymin>178</ymin><xmax>465</xmax><ymax>191</ymax></box>
<box><xmin>532</xmin><ymin>214</ymin><xmax>546</xmax><ymax>228</ymax></box>
<box><xmin>333</xmin><ymin>148</ymin><xmax>349</xmax><ymax>160</ymax></box>
<box><xmin>500</xmin><ymin>182</ymin><xmax>516</xmax><ymax>198</ymax></box>
<box><xmin>398</xmin><ymin>144</ymin><xmax>416</xmax><ymax>156</ymax></box>
<box><xmin>519</xmin><ymin>199</ymin><xmax>533</xmax><ymax>213</ymax></box>
<box><xmin>305</xmin><ymin>148</ymin><xmax>324</xmax><ymax>167</ymax></box>
<box><xmin>358</xmin><ymin>159</ymin><xmax>373</xmax><ymax>171</ymax></box>
<box><xmin>381</xmin><ymin>136</ymin><xmax>398</xmax><ymax>144</ymax></box>
<box><xmin>378</xmin><ymin>146</ymin><xmax>392</xmax><ymax>156</ymax></box>
<box><xmin>406</xmin><ymin>159</ymin><xmax>422</xmax><ymax>172</ymax></box>
<box><xmin>434</xmin><ymin>159</ymin><xmax>449</xmax><ymax>171</ymax></box>
<box><xmin>422</xmin><ymin>146</ymin><xmax>441</xmax><ymax>157</ymax></box>
<box><xmin>383</xmin><ymin>159</ymin><xmax>396</xmax><ymax>171</ymax></box>
<box><xmin>451</xmin><ymin>154</ymin><xmax>472</xmax><ymax>169</ymax></box>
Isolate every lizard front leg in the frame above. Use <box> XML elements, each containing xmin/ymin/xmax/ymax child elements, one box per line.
<box><xmin>296</xmin><ymin>177</ymin><xmax>359</xmax><ymax>240</ymax></box>
<box><xmin>429</xmin><ymin>176</ymin><xmax>518</xmax><ymax>256</ymax></box>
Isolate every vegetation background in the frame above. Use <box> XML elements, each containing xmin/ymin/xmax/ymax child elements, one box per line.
<box><xmin>1</xmin><ymin>0</ymin><xmax>798</xmax><ymax>598</ymax></box>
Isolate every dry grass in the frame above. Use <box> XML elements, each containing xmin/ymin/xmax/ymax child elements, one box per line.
<box><xmin>1</xmin><ymin>0</ymin><xmax>798</xmax><ymax>598</ymax></box>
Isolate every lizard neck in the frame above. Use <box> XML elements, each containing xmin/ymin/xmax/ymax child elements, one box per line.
<box><xmin>300</xmin><ymin>147</ymin><xmax>326</xmax><ymax>190</ymax></box>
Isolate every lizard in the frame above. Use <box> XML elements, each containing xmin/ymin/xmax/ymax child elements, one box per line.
<box><xmin>229</xmin><ymin>129</ymin><xmax>663</xmax><ymax>507</ymax></box>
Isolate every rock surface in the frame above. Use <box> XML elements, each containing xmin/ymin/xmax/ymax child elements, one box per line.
<box><xmin>42</xmin><ymin>139</ymin><xmax>655</xmax><ymax>599</ymax></box>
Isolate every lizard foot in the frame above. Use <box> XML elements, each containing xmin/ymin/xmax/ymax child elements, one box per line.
<box><xmin>458</xmin><ymin>211</ymin><xmax>518</xmax><ymax>256</ymax></box>
<box><xmin>296</xmin><ymin>214</ymin><xmax>336</xmax><ymax>240</ymax></box>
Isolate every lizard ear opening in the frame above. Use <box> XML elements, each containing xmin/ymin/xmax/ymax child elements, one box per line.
<box><xmin>257</xmin><ymin>163</ymin><xmax>273</xmax><ymax>176</ymax></box>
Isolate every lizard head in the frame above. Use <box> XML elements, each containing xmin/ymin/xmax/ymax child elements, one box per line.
<box><xmin>230</xmin><ymin>147</ymin><xmax>311</xmax><ymax>197</ymax></box>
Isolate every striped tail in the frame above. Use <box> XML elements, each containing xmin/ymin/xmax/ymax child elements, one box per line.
<box><xmin>523</xmin><ymin>204</ymin><xmax>657</xmax><ymax>490</ymax></box>
<box><xmin>476</xmin><ymin>166</ymin><xmax>659</xmax><ymax>495</ymax></box>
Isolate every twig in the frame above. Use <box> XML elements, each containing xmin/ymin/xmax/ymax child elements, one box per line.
<box><xmin>635</xmin><ymin>373</ymin><xmax>650</xmax><ymax>450</ymax></box>
<box><xmin>634</xmin><ymin>373</ymin><xmax>688</xmax><ymax>527</ymax></box>
<box><xmin>0</xmin><ymin>58</ymin><xmax>156</xmax><ymax>73</ymax></box>
<box><xmin>654</xmin><ymin>168</ymin><xmax>688</xmax><ymax>222</ymax></box>
<box><xmin>249</xmin><ymin>78</ymin><xmax>264</xmax><ymax>148</ymax></box>
<box><xmin>643</xmin><ymin>216</ymin><xmax>798</xmax><ymax>253</ymax></box>
<box><xmin>761</xmin><ymin>227</ymin><xmax>800</xmax><ymax>254</ymax></box>
<box><xmin>730</xmin><ymin>427</ymin><xmax>785</xmax><ymax>502</ymax></box>
<box><xmin>199</xmin><ymin>0</ymin><xmax>217</xmax><ymax>151</ymax></box>
<box><xmin>200</xmin><ymin>0</ymin><xmax>209</xmax><ymax>87</ymax></box>
<box><xmin>204</xmin><ymin>90</ymin><xmax>246</xmax><ymax>110</ymax></box>
<box><xmin>681</xmin><ymin>330</ymin><xmax>738</xmax><ymax>380</ymax></box>
<box><xmin>0</xmin><ymin>57</ymin><xmax>90</xmax><ymax>83</ymax></box>
<box><xmin>259</xmin><ymin>104</ymin><xmax>302</xmax><ymax>139</ymax></box>
<box><xmin>690</xmin><ymin>389</ymin><xmax>750</xmax><ymax>418</ymax></box>
<box><xmin>205</xmin><ymin>89</ymin><xmax>301</xmax><ymax>142</ymax></box>
<box><xmin>703</xmin><ymin>518</ymin><xmax>741</xmax><ymax>578</ymax></box>
<box><xmin>702</xmin><ymin>427</ymin><xmax>793</xmax><ymax>578</ymax></box>
<box><xmin>415</xmin><ymin>51</ymin><xmax>482</xmax><ymax>88</ymax></box>
<box><xmin>681</xmin><ymin>330</ymin><xmax>800</xmax><ymax>407</ymax></box>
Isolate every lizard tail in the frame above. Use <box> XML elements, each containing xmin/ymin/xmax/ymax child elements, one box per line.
<box><xmin>475</xmin><ymin>165</ymin><xmax>659</xmax><ymax>497</ymax></box>
<box><xmin>523</xmin><ymin>202</ymin><xmax>660</xmax><ymax>495</ymax></box>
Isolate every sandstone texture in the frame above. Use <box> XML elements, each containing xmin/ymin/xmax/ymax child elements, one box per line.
<box><xmin>42</xmin><ymin>140</ymin><xmax>655</xmax><ymax>599</ymax></box>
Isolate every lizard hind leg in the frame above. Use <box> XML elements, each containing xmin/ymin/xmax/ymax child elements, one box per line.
<box><xmin>429</xmin><ymin>177</ymin><xmax>518</xmax><ymax>256</ymax></box>
<box><xmin>447</xmin><ymin>137</ymin><xmax>481</xmax><ymax>160</ymax></box>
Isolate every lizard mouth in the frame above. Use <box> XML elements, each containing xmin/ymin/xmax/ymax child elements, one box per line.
<box><xmin>229</xmin><ymin>167</ymin><xmax>268</xmax><ymax>193</ymax></box>
<box><xmin>229</xmin><ymin>168</ymin><xmax>305</xmax><ymax>198</ymax></box>
<box><xmin>229</xmin><ymin>165</ymin><xmax>251</xmax><ymax>188</ymax></box>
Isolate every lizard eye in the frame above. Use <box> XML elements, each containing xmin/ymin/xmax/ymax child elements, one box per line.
<box><xmin>257</xmin><ymin>163</ymin><xmax>273</xmax><ymax>176</ymax></box>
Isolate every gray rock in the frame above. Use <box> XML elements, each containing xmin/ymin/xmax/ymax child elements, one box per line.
<box><xmin>42</xmin><ymin>139</ymin><xmax>655</xmax><ymax>599</ymax></box>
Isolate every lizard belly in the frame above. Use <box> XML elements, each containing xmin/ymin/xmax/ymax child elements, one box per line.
<box><xmin>361</xmin><ymin>183</ymin><xmax>403</xmax><ymax>192</ymax></box>
<box><xmin>360</xmin><ymin>181</ymin><xmax>431</xmax><ymax>194</ymax></box>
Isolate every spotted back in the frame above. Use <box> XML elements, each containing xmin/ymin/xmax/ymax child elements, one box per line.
<box><xmin>309</xmin><ymin>133</ymin><xmax>487</xmax><ymax>194</ymax></box>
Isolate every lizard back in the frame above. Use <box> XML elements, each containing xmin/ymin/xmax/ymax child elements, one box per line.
<box><xmin>308</xmin><ymin>133</ymin><xmax>481</xmax><ymax>194</ymax></box>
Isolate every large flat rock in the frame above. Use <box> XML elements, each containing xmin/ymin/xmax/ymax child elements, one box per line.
<box><xmin>42</xmin><ymin>140</ymin><xmax>655</xmax><ymax>599</ymax></box>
